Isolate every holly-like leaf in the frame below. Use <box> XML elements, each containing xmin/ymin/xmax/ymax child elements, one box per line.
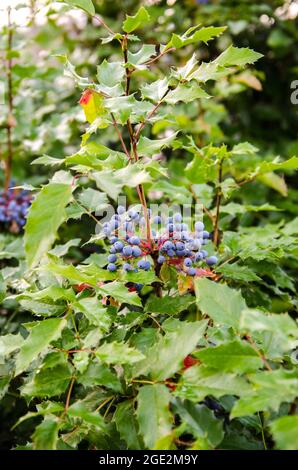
<box><xmin>194</xmin><ymin>340</ymin><xmax>263</xmax><ymax>374</ymax></box>
<box><xmin>123</xmin><ymin>6</ymin><xmax>150</xmax><ymax>33</ymax></box>
<box><xmin>15</xmin><ymin>318</ymin><xmax>67</xmax><ymax>375</ymax></box>
<box><xmin>231</xmin><ymin>369</ymin><xmax>298</xmax><ymax>418</ymax></box>
<box><xmin>173</xmin><ymin>399</ymin><xmax>224</xmax><ymax>447</ymax></box>
<box><xmin>167</xmin><ymin>26</ymin><xmax>226</xmax><ymax>49</ymax></box>
<box><xmin>195</xmin><ymin>278</ymin><xmax>246</xmax><ymax>329</ymax></box>
<box><xmin>137</xmin><ymin>133</ymin><xmax>178</xmax><ymax>157</ymax></box>
<box><xmin>177</xmin><ymin>365</ymin><xmax>251</xmax><ymax>402</ymax></box>
<box><xmin>73</xmin><ymin>297</ymin><xmax>111</xmax><ymax>331</ymax></box>
<box><xmin>145</xmin><ymin>294</ymin><xmax>195</xmax><ymax>315</ymax></box>
<box><xmin>97</xmin><ymin>281</ymin><xmax>142</xmax><ymax>307</ymax></box>
<box><xmin>215</xmin><ymin>45</ymin><xmax>263</xmax><ymax>68</ymax></box>
<box><xmin>134</xmin><ymin>320</ymin><xmax>207</xmax><ymax>380</ymax></box>
<box><xmin>0</xmin><ymin>333</ymin><xmax>24</xmax><ymax>358</ymax></box>
<box><xmin>68</xmin><ymin>401</ymin><xmax>106</xmax><ymax>429</ymax></box>
<box><xmin>77</xmin><ymin>363</ymin><xmax>121</xmax><ymax>392</ymax></box>
<box><xmin>78</xmin><ymin>188</ymin><xmax>109</xmax><ymax>212</ymax></box>
<box><xmin>32</xmin><ymin>418</ymin><xmax>60</xmax><ymax>450</ymax></box>
<box><xmin>136</xmin><ymin>384</ymin><xmax>172</xmax><ymax>448</ymax></box>
<box><xmin>21</xmin><ymin>363</ymin><xmax>73</xmax><ymax>398</ymax></box>
<box><xmin>165</xmin><ymin>82</ymin><xmax>210</xmax><ymax>104</ymax></box>
<box><xmin>114</xmin><ymin>401</ymin><xmax>143</xmax><ymax>450</ymax></box>
<box><xmin>270</xmin><ymin>416</ymin><xmax>298</xmax><ymax>450</ymax></box>
<box><xmin>96</xmin><ymin>341</ymin><xmax>144</xmax><ymax>365</ymax></box>
<box><xmin>24</xmin><ymin>183</ymin><xmax>73</xmax><ymax>268</ymax></box>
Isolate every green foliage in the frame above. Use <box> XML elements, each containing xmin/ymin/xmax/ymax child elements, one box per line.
<box><xmin>0</xmin><ymin>0</ymin><xmax>297</xmax><ymax>453</ymax></box>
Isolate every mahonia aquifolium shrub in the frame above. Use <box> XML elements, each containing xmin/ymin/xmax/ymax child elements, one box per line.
<box><xmin>1</xmin><ymin>0</ymin><xmax>298</xmax><ymax>453</ymax></box>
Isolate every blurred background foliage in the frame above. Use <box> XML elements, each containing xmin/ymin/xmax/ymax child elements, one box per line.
<box><xmin>0</xmin><ymin>0</ymin><xmax>297</xmax><ymax>449</ymax></box>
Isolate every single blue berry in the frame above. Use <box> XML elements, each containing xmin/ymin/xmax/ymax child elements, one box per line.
<box><xmin>109</xmin><ymin>236</ymin><xmax>118</xmax><ymax>244</ymax></box>
<box><xmin>122</xmin><ymin>245</ymin><xmax>133</xmax><ymax>257</ymax></box>
<box><xmin>206</xmin><ymin>256</ymin><xmax>218</xmax><ymax>266</ymax></box>
<box><xmin>132</xmin><ymin>246</ymin><xmax>142</xmax><ymax>257</ymax></box>
<box><xmin>174</xmin><ymin>213</ymin><xmax>182</xmax><ymax>222</ymax></box>
<box><xmin>167</xmin><ymin>249</ymin><xmax>175</xmax><ymax>257</ymax></box>
<box><xmin>153</xmin><ymin>215</ymin><xmax>162</xmax><ymax>224</ymax></box>
<box><xmin>201</xmin><ymin>250</ymin><xmax>208</xmax><ymax>258</ymax></box>
<box><xmin>163</xmin><ymin>241</ymin><xmax>174</xmax><ymax>251</ymax></box>
<box><xmin>129</xmin><ymin>236</ymin><xmax>141</xmax><ymax>245</ymax></box>
<box><xmin>184</xmin><ymin>258</ymin><xmax>192</xmax><ymax>267</ymax></box>
<box><xmin>203</xmin><ymin>230</ymin><xmax>210</xmax><ymax>239</ymax></box>
<box><xmin>123</xmin><ymin>263</ymin><xmax>133</xmax><ymax>271</ymax></box>
<box><xmin>114</xmin><ymin>241</ymin><xmax>124</xmax><ymax>252</ymax></box>
<box><xmin>107</xmin><ymin>263</ymin><xmax>117</xmax><ymax>272</ymax></box>
<box><xmin>117</xmin><ymin>205</ymin><xmax>126</xmax><ymax>215</ymax></box>
<box><xmin>110</xmin><ymin>246</ymin><xmax>116</xmax><ymax>254</ymax></box>
<box><xmin>195</xmin><ymin>221</ymin><xmax>204</xmax><ymax>232</ymax></box>
<box><xmin>188</xmin><ymin>267</ymin><xmax>197</xmax><ymax>276</ymax></box>
<box><xmin>157</xmin><ymin>255</ymin><xmax>165</xmax><ymax>264</ymax></box>
<box><xmin>108</xmin><ymin>254</ymin><xmax>117</xmax><ymax>263</ymax></box>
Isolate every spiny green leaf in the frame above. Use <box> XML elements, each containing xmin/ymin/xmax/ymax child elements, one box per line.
<box><xmin>136</xmin><ymin>384</ymin><xmax>172</xmax><ymax>448</ymax></box>
<box><xmin>195</xmin><ymin>278</ymin><xmax>246</xmax><ymax>329</ymax></box>
<box><xmin>114</xmin><ymin>401</ymin><xmax>143</xmax><ymax>450</ymax></box>
<box><xmin>96</xmin><ymin>341</ymin><xmax>144</xmax><ymax>365</ymax></box>
<box><xmin>24</xmin><ymin>183</ymin><xmax>73</xmax><ymax>268</ymax></box>
<box><xmin>123</xmin><ymin>6</ymin><xmax>150</xmax><ymax>33</ymax></box>
<box><xmin>270</xmin><ymin>416</ymin><xmax>298</xmax><ymax>450</ymax></box>
<box><xmin>194</xmin><ymin>340</ymin><xmax>263</xmax><ymax>374</ymax></box>
<box><xmin>15</xmin><ymin>318</ymin><xmax>67</xmax><ymax>375</ymax></box>
<box><xmin>32</xmin><ymin>418</ymin><xmax>60</xmax><ymax>450</ymax></box>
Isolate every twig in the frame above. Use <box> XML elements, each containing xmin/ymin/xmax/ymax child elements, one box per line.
<box><xmin>144</xmin><ymin>47</ymin><xmax>175</xmax><ymax>66</ymax></box>
<box><xmin>64</xmin><ymin>377</ymin><xmax>76</xmax><ymax>413</ymax></box>
<box><xmin>134</xmin><ymin>87</ymin><xmax>171</xmax><ymax>141</ymax></box>
<box><xmin>189</xmin><ymin>185</ymin><xmax>214</xmax><ymax>224</ymax></box>
<box><xmin>93</xmin><ymin>15</ymin><xmax>115</xmax><ymax>36</ymax></box>
<box><xmin>110</xmin><ymin>112</ymin><xmax>131</xmax><ymax>160</ymax></box>
<box><xmin>246</xmin><ymin>335</ymin><xmax>272</xmax><ymax>371</ymax></box>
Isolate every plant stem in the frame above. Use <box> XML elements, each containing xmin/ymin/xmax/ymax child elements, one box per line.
<box><xmin>64</xmin><ymin>377</ymin><xmax>76</xmax><ymax>413</ymax></box>
<box><xmin>121</xmin><ymin>35</ymin><xmax>152</xmax><ymax>243</ymax></box>
<box><xmin>246</xmin><ymin>335</ymin><xmax>272</xmax><ymax>371</ymax></box>
<box><xmin>4</xmin><ymin>7</ymin><xmax>14</xmax><ymax>192</ymax></box>
<box><xmin>110</xmin><ymin>112</ymin><xmax>131</xmax><ymax>160</ymax></box>
<box><xmin>213</xmin><ymin>157</ymin><xmax>224</xmax><ymax>247</ymax></box>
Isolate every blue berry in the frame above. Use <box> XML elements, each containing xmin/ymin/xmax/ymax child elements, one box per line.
<box><xmin>153</xmin><ymin>215</ymin><xmax>162</xmax><ymax>224</ymax></box>
<box><xmin>108</xmin><ymin>254</ymin><xmax>117</xmax><ymax>263</ymax></box>
<box><xmin>201</xmin><ymin>250</ymin><xmax>208</xmax><ymax>258</ymax></box>
<box><xmin>123</xmin><ymin>263</ymin><xmax>133</xmax><ymax>271</ymax></box>
<box><xmin>157</xmin><ymin>255</ymin><xmax>165</xmax><ymax>264</ymax></box>
<box><xmin>110</xmin><ymin>246</ymin><xmax>116</xmax><ymax>254</ymax></box>
<box><xmin>107</xmin><ymin>263</ymin><xmax>117</xmax><ymax>272</ymax></box>
<box><xmin>167</xmin><ymin>249</ymin><xmax>175</xmax><ymax>257</ymax></box>
<box><xmin>114</xmin><ymin>241</ymin><xmax>124</xmax><ymax>252</ymax></box>
<box><xmin>109</xmin><ymin>236</ymin><xmax>118</xmax><ymax>244</ymax></box>
<box><xmin>122</xmin><ymin>245</ymin><xmax>133</xmax><ymax>257</ymax></box>
<box><xmin>206</xmin><ymin>256</ymin><xmax>218</xmax><ymax>266</ymax></box>
<box><xmin>132</xmin><ymin>246</ymin><xmax>142</xmax><ymax>257</ymax></box>
<box><xmin>137</xmin><ymin>259</ymin><xmax>147</xmax><ymax>270</ymax></box>
<box><xmin>195</xmin><ymin>221</ymin><xmax>204</xmax><ymax>231</ymax></box>
<box><xmin>176</xmin><ymin>241</ymin><xmax>184</xmax><ymax>251</ymax></box>
<box><xmin>163</xmin><ymin>241</ymin><xmax>174</xmax><ymax>251</ymax></box>
<box><xmin>174</xmin><ymin>213</ymin><xmax>182</xmax><ymax>222</ymax></box>
<box><xmin>110</xmin><ymin>219</ymin><xmax>119</xmax><ymax>230</ymax></box>
<box><xmin>184</xmin><ymin>258</ymin><xmax>192</xmax><ymax>267</ymax></box>
<box><xmin>117</xmin><ymin>205</ymin><xmax>126</xmax><ymax>214</ymax></box>
<box><xmin>195</xmin><ymin>252</ymin><xmax>203</xmax><ymax>261</ymax></box>
<box><xmin>203</xmin><ymin>231</ymin><xmax>210</xmax><ymax>239</ymax></box>
<box><xmin>188</xmin><ymin>267</ymin><xmax>197</xmax><ymax>276</ymax></box>
<box><xmin>129</xmin><ymin>236</ymin><xmax>140</xmax><ymax>245</ymax></box>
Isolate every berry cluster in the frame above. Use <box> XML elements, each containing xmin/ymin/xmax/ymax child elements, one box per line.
<box><xmin>0</xmin><ymin>187</ymin><xmax>32</xmax><ymax>231</ymax></box>
<box><xmin>103</xmin><ymin>207</ymin><xmax>218</xmax><ymax>276</ymax></box>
